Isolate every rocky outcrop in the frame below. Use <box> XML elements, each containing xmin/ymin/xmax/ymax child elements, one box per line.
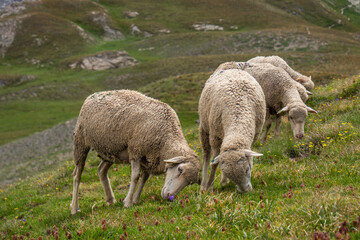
<box><xmin>0</xmin><ymin>16</ymin><xmax>24</xmax><ymax>57</ymax></box>
<box><xmin>123</xmin><ymin>11</ymin><xmax>139</xmax><ymax>18</ymax></box>
<box><xmin>192</xmin><ymin>23</ymin><xmax>224</xmax><ymax>31</ymax></box>
<box><xmin>0</xmin><ymin>0</ymin><xmax>37</xmax><ymax>10</ymax></box>
<box><xmin>69</xmin><ymin>51</ymin><xmax>137</xmax><ymax>71</ymax></box>
<box><xmin>91</xmin><ymin>11</ymin><xmax>125</xmax><ymax>40</ymax></box>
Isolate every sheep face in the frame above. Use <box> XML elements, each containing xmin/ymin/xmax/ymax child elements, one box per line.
<box><xmin>288</xmin><ymin>107</ymin><xmax>308</xmax><ymax>139</ymax></box>
<box><xmin>161</xmin><ymin>157</ymin><xmax>200</xmax><ymax>200</ymax></box>
<box><xmin>278</xmin><ymin>104</ymin><xmax>317</xmax><ymax>139</ymax></box>
<box><xmin>214</xmin><ymin>149</ymin><xmax>261</xmax><ymax>193</ymax></box>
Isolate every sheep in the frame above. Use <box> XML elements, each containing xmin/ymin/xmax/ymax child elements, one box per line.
<box><xmin>215</xmin><ymin>61</ymin><xmax>311</xmax><ymax>102</ymax></box>
<box><xmin>199</xmin><ymin>68</ymin><xmax>266</xmax><ymax>192</ymax></box>
<box><xmin>242</xmin><ymin>62</ymin><xmax>317</xmax><ymax>142</ymax></box>
<box><xmin>214</xmin><ymin>62</ymin><xmax>317</xmax><ymax>142</ymax></box>
<box><xmin>248</xmin><ymin>55</ymin><xmax>315</xmax><ymax>90</ymax></box>
<box><xmin>71</xmin><ymin>90</ymin><xmax>201</xmax><ymax>215</ymax></box>
<box><xmin>214</xmin><ymin>61</ymin><xmax>312</xmax><ymax>141</ymax></box>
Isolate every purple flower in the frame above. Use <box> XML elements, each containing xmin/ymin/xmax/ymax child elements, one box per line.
<box><xmin>169</xmin><ymin>195</ymin><xmax>175</xmax><ymax>201</ymax></box>
<box><xmin>336</xmin><ymin>98</ymin><xmax>339</xmax><ymax>101</ymax></box>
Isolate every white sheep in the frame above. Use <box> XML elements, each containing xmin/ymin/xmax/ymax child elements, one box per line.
<box><xmin>199</xmin><ymin>68</ymin><xmax>266</xmax><ymax>192</ymax></box>
<box><xmin>240</xmin><ymin>62</ymin><xmax>317</xmax><ymax>142</ymax></box>
<box><xmin>248</xmin><ymin>55</ymin><xmax>315</xmax><ymax>90</ymax></box>
<box><xmin>71</xmin><ymin>90</ymin><xmax>201</xmax><ymax>214</ymax></box>
<box><xmin>214</xmin><ymin>61</ymin><xmax>311</xmax><ymax>140</ymax></box>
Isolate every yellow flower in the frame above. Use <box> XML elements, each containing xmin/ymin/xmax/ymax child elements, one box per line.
<box><xmin>0</xmin><ymin>189</ymin><xmax>3</xmax><ymax>193</ymax></box>
<box><xmin>309</xmin><ymin>145</ymin><xmax>313</xmax><ymax>148</ymax></box>
<box><xmin>56</xmin><ymin>188</ymin><xmax>59</xmax><ymax>190</ymax></box>
<box><xmin>4</xmin><ymin>197</ymin><xmax>7</xmax><ymax>201</ymax></box>
<box><xmin>323</xmin><ymin>144</ymin><xmax>327</xmax><ymax>147</ymax></box>
<box><xmin>47</xmin><ymin>194</ymin><xmax>50</xmax><ymax>197</ymax></box>
<box><xmin>14</xmin><ymin>208</ymin><xmax>18</xmax><ymax>210</ymax></box>
<box><xmin>326</xmin><ymin>137</ymin><xmax>330</xmax><ymax>139</ymax></box>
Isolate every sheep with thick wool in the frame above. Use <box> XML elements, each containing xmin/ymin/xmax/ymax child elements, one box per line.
<box><xmin>248</xmin><ymin>55</ymin><xmax>315</xmax><ymax>90</ymax></box>
<box><xmin>214</xmin><ymin>62</ymin><xmax>317</xmax><ymax>143</ymax></box>
<box><xmin>199</xmin><ymin>68</ymin><xmax>266</xmax><ymax>192</ymax></box>
<box><xmin>71</xmin><ymin>90</ymin><xmax>201</xmax><ymax>214</ymax></box>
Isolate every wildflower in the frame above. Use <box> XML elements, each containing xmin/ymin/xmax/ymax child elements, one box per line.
<box><xmin>323</xmin><ymin>144</ymin><xmax>327</xmax><ymax>147</ymax></box>
<box><xmin>155</xmin><ymin>220</ymin><xmax>160</xmax><ymax>226</ymax></box>
<box><xmin>169</xmin><ymin>195</ymin><xmax>175</xmax><ymax>201</ymax></box>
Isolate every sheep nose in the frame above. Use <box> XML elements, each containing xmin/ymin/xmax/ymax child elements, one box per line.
<box><xmin>296</xmin><ymin>133</ymin><xmax>304</xmax><ymax>139</ymax></box>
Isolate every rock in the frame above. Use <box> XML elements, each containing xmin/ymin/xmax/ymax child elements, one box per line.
<box><xmin>130</xmin><ymin>24</ymin><xmax>153</xmax><ymax>37</ymax></box>
<box><xmin>0</xmin><ymin>0</ymin><xmax>38</xmax><ymax>10</ymax></box>
<box><xmin>0</xmin><ymin>3</ymin><xmax>25</xmax><ymax>18</ymax></box>
<box><xmin>230</xmin><ymin>25</ymin><xmax>238</xmax><ymax>30</ymax></box>
<box><xmin>123</xmin><ymin>11</ymin><xmax>139</xmax><ymax>18</ymax></box>
<box><xmin>159</xmin><ymin>28</ymin><xmax>170</xmax><ymax>34</ymax></box>
<box><xmin>192</xmin><ymin>23</ymin><xmax>224</xmax><ymax>31</ymax></box>
<box><xmin>69</xmin><ymin>51</ymin><xmax>137</xmax><ymax>71</ymax></box>
<box><xmin>70</xmin><ymin>23</ymin><xmax>95</xmax><ymax>43</ymax></box>
<box><xmin>0</xmin><ymin>16</ymin><xmax>25</xmax><ymax>57</ymax></box>
<box><xmin>91</xmin><ymin>11</ymin><xmax>125</xmax><ymax>40</ymax></box>
<box><xmin>131</xmin><ymin>24</ymin><xmax>141</xmax><ymax>35</ymax></box>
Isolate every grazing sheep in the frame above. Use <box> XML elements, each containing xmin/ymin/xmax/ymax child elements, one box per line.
<box><xmin>214</xmin><ymin>61</ymin><xmax>311</xmax><ymax>102</ymax></box>
<box><xmin>248</xmin><ymin>55</ymin><xmax>315</xmax><ymax>90</ymax></box>
<box><xmin>242</xmin><ymin>62</ymin><xmax>317</xmax><ymax>142</ymax></box>
<box><xmin>214</xmin><ymin>61</ymin><xmax>311</xmax><ymax>141</ymax></box>
<box><xmin>71</xmin><ymin>90</ymin><xmax>201</xmax><ymax>215</ymax></box>
<box><xmin>199</xmin><ymin>68</ymin><xmax>266</xmax><ymax>192</ymax></box>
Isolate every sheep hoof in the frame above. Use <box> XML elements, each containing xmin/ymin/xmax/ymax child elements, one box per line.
<box><xmin>123</xmin><ymin>199</ymin><xmax>132</xmax><ymax>208</ymax></box>
<box><xmin>107</xmin><ymin>199</ymin><xmax>116</xmax><ymax>205</ymax></box>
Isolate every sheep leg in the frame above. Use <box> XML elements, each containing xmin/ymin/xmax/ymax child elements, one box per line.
<box><xmin>261</xmin><ymin>111</ymin><xmax>272</xmax><ymax>144</ymax></box>
<box><xmin>200</xmin><ymin>126</ymin><xmax>211</xmax><ymax>191</ymax></box>
<box><xmin>274</xmin><ymin>114</ymin><xmax>282</xmax><ymax>138</ymax></box>
<box><xmin>123</xmin><ymin>159</ymin><xmax>141</xmax><ymax>208</ymax></box>
<box><xmin>98</xmin><ymin>160</ymin><xmax>116</xmax><ymax>205</ymax></box>
<box><xmin>71</xmin><ymin>142</ymin><xmax>89</xmax><ymax>215</ymax></box>
<box><xmin>132</xmin><ymin>172</ymin><xmax>150</xmax><ymax>204</ymax></box>
<box><xmin>206</xmin><ymin>149</ymin><xmax>220</xmax><ymax>190</ymax></box>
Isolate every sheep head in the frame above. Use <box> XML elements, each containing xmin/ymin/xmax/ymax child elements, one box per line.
<box><xmin>296</xmin><ymin>76</ymin><xmax>314</xmax><ymax>91</ymax></box>
<box><xmin>161</xmin><ymin>155</ymin><xmax>201</xmax><ymax>200</ymax></box>
<box><xmin>211</xmin><ymin>149</ymin><xmax>262</xmax><ymax>193</ymax></box>
<box><xmin>277</xmin><ymin>104</ymin><xmax>317</xmax><ymax>139</ymax></box>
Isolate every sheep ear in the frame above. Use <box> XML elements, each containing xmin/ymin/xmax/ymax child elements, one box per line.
<box><xmin>244</xmin><ymin>149</ymin><xmax>263</xmax><ymax>157</ymax></box>
<box><xmin>306</xmin><ymin>106</ymin><xmax>318</xmax><ymax>114</ymax></box>
<box><xmin>210</xmin><ymin>155</ymin><xmax>220</xmax><ymax>165</ymax></box>
<box><xmin>164</xmin><ymin>156</ymin><xmax>186</xmax><ymax>165</ymax></box>
<box><xmin>296</xmin><ymin>78</ymin><xmax>306</xmax><ymax>83</ymax></box>
<box><xmin>310</xmin><ymin>76</ymin><xmax>312</xmax><ymax>80</ymax></box>
<box><xmin>306</xmin><ymin>90</ymin><xmax>313</xmax><ymax>95</ymax></box>
<box><xmin>277</xmin><ymin>105</ymin><xmax>289</xmax><ymax>115</ymax></box>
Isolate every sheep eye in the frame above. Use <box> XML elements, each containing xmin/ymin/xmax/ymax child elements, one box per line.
<box><xmin>178</xmin><ymin>167</ymin><xmax>183</xmax><ymax>174</ymax></box>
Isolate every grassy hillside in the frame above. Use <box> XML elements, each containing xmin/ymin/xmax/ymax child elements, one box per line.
<box><xmin>1</xmin><ymin>75</ymin><xmax>359</xmax><ymax>239</ymax></box>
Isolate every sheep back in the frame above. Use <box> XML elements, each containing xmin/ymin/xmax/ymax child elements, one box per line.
<box><xmin>74</xmin><ymin>90</ymin><xmax>188</xmax><ymax>174</ymax></box>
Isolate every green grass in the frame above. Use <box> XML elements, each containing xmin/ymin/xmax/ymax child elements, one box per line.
<box><xmin>1</xmin><ymin>74</ymin><xmax>360</xmax><ymax>239</ymax></box>
<box><xmin>0</xmin><ymin>100</ymin><xmax>82</xmax><ymax>145</ymax></box>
